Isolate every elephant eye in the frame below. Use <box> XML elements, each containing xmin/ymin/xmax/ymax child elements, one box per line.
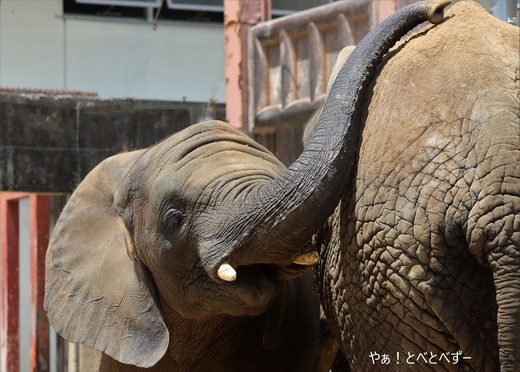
<box><xmin>164</xmin><ymin>208</ymin><xmax>183</xmax><ymax>230</ymax></box>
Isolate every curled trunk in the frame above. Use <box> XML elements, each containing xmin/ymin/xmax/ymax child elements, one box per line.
<box><xmin>202</xmin><ymin>0</ymin><xmax>452</xmax><ymax>280</ymax></box>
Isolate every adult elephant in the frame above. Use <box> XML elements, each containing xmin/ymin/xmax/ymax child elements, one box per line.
<box><xmin>314</xmin><ymin>1</ymin><xmax>520</xmax><ymax>371</ymax></box>
<box><xmin>43</xmin><ymin>0</ymin><xmax>450</xmax><ymax>370</ymax></box>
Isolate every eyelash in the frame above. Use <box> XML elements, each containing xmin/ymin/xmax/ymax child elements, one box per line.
<box><xmin>164</xmin><ymin>208</ymin><xmax>184</xmax><ymax>230</ymax></box>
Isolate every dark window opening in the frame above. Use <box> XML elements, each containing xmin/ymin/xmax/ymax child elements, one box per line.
<box><xmin>157</xmin><ymin>6</ymin><xmax>224</xmax><ymax>23</ymax></box>
<box><xmin>63</xmin><ymin>0</ymin><xmax>335</xmax><ymax>23</ymax></box>
<box><xmin>64</xmin><ymin>1</ymin><xmax>151</xmax><ymax>19</ymax></box>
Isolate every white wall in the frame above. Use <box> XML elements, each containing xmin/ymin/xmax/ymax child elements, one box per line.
<box><xmin>0</xmin><ymin>0</ymin><xmax>226</xmax><ymax>102</ymax></box>
<box><xmin>0</xmin><ymin>1</ymin><xmax>65</xmax><ymax>89</ymax></box>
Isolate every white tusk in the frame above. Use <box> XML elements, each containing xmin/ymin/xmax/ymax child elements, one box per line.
<box><xmin>217</xmin><ymin>262</ymin><xmax>237</xmax><ymax>282</ymax></box>
<box><xmin>293</xmin><ymin>251</ymin><xmax>319</xmax><ymax>266</ymax></box>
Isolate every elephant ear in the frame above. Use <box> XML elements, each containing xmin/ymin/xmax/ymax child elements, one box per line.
<box><xmin>44</xmin><ymin>151</ymin><xmax>169</xmax><ymax>368</ymax></box>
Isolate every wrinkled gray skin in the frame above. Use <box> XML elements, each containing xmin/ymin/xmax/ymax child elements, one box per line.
<box><xmin>303</xmin><ymin>45</ymin><xmax>355</xmax><ymax>148</ymax></box>
<box><xmin>310</xmin><ymin>2</ymin><xmax>520</xmax><ymax>371</ymax></box>
<box><xmin>44</xmin><ymin>0</ymin><xmax>451</xmax><ymax>370</ymax></box>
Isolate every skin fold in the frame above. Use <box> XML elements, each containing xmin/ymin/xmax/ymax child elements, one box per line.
<box><xmin>315</xmin><ymin>2</ymin><xmax>520</xmax><ymax>371</ymax></box>
<box><xmin>44</xmin><ymin>0</ymin><xmax>452</xmax><ymax>370</ymax></box>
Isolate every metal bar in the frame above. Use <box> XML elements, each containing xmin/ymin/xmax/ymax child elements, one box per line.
<box><xmin>0</xmin><ymin>193</ymin><xmax>25</xmax><ymax>372</ymax></box>
<box><xmin>75</xmin><ymin>0</ymin><xmax>161</xmax><ymax>7</ymax></box>
<box><xmin>29</xmin><ymin>195</ymin><xmax>50</xmax><ymax>372</ymax></box>
<box><xmin>249</xmin><ymin>1</ymin><xmax>370</xmax><ymax>40</ymax></box>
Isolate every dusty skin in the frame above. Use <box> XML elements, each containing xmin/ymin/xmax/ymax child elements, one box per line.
<box><xmin>316</xmin><ymin>1</ymin><xmax>520</xmax><ymax>371</ymax></box>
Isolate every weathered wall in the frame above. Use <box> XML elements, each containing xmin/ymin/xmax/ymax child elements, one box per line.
<box><xmin>0</xmin><ymin>93</ymin><xmax>225</xmax><ymax>193</ymax></box>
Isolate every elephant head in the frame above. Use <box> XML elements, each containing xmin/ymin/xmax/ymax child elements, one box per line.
<box><xmin>44</xmin><ymin>0</ymin><xmax>451</xmax><ymax>367</ymax></box>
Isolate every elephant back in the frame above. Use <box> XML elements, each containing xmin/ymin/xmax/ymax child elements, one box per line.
<box><xmin>324</xmin><ymin>2</ymin><xmax>519</xmax><ymax>370</ymax></box>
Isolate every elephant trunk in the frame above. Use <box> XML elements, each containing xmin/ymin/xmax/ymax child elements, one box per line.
<box><xmin>202</xmin><ymin>0</ymin><xmax>451</xmax><ymax>280</ymax></box>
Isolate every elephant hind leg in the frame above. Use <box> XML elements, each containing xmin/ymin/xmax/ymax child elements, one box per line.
<box><xmin>423</xmin><ymin>261</ymin><xmax>498</xmax><ymax>370</ymax></box>
<box><xmin>468</xmin><ymin>196</ymin><xmax>520</xmax><ymax>371</ymax></box>
<box><xmin>487</xmin><ymin>245</ymin><xmax>520</xmax><ymax>371</ymax></box>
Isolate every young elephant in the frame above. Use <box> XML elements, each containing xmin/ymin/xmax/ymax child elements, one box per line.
<box><xmin>44</xmin><ymin>121</ymin><xmax>322</xmax><ymax>371</ymax></box>
<box><xmin>44</xmin><ymin>0</ymin><xmax>450</xmax><ymax>370</ymax></box>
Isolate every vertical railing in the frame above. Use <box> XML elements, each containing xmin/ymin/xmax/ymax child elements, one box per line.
<box><xmin>1</xmin><ymin>193</ymin><xmax>21</xmax><ymax>372</ymax></box>
<box><xmin>1</xmin><ymin>193</ymin><xmax>50</xmax><ymax>372</ymax></box>
<box><xmin>29</xmin><ymin>195</ymin><xmax>50</xmax><ymax>372</ymax></box>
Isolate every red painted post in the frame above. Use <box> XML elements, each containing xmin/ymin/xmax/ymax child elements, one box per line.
<box><xmin>1</xmin><ymin>193</ymin><xmax>25</xmax><ymax>372</ymax></box>
<box><xmin>29</xmin><ymin>195</ymin><xmax>50</xmax><ymax>372</ymax></box>
<box><xmin>377</xmin><ymin>0</ymin><xmax>397</xmax><ymax>23</ymax></box>
<box><xmin>224</xmin><ymin>0</ymin><xmax>271</xmax><ymax>132</ymax></box>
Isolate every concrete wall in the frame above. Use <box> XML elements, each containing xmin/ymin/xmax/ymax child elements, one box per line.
<box><xmin>0</xmin><ymin>93</ymin><xmax>225</xmax><ymax>193</ymax></box>
<box><xmin>0</xmin><ymin>0</ymin><xmax>226</xmax><ymax>102</ymax></box>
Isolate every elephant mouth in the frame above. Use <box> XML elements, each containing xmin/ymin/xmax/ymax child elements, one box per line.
<box><xmin>198</xmin><ymin>239</ymin><xmax>317</xmax><ymax>313</ymax></box>
<box><xmin>213</xmin><ymin>248</ymin><xmax>318</xmax><ymax>283</ymax></box>
<box><xmin>228</xmin><ymin>262</ymin><xmax>311</xmax><ymax>315</ymax></box>
<box><xmin>228</xmin><ymin>260</ymin><xmax>314</xmax><ymax>283</ymax></box>
<box><xmin>270</xmin><ymin>262</ymin><xmax>313</xmax><ymax>280</ymax></box>
<box><xmin>229</xmin><ymin>264</ymin><xmax>275</xmax><ymax>314</ymax></box>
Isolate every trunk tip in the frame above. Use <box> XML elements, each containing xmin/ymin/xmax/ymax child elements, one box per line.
<box><xmin>426</xmin><ymin>0</ymin><xmax>452</xmax><ymax>24</ymax></box>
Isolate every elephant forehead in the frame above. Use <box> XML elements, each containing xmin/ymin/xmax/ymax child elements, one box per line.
<box><xmin>131</xmin><ymin>120</ymin><xmax>284</xmax><ymax>196</ymax></box>
<box><xmin>152</xmin><ymin>141</ymin><xmax>284</xmax><ymax>199</ymax></box>
<box><xmin>180</xmin><ymin>146</ymin><xmax>281</xmax><ymax>186</ymax></box>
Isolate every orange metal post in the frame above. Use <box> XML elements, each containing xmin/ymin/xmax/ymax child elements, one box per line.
<box><xmin>377</xmin><ymin>0</ymin><xmax>398</xmax><ymax>23</ymax></box>
<box><xmin>224</xmin><ymin>0</ymin><xmax>271</xmax><ymax>132</ymax></box>
<box><xmin>29</xmin><ymin>195</ymin><xmax>50</xmax><ymax>372</ymax></box>
<box><xmin>0</xmin><ymin>193</ymin><xmax>25</xmax><ymax>372</ymax></box>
